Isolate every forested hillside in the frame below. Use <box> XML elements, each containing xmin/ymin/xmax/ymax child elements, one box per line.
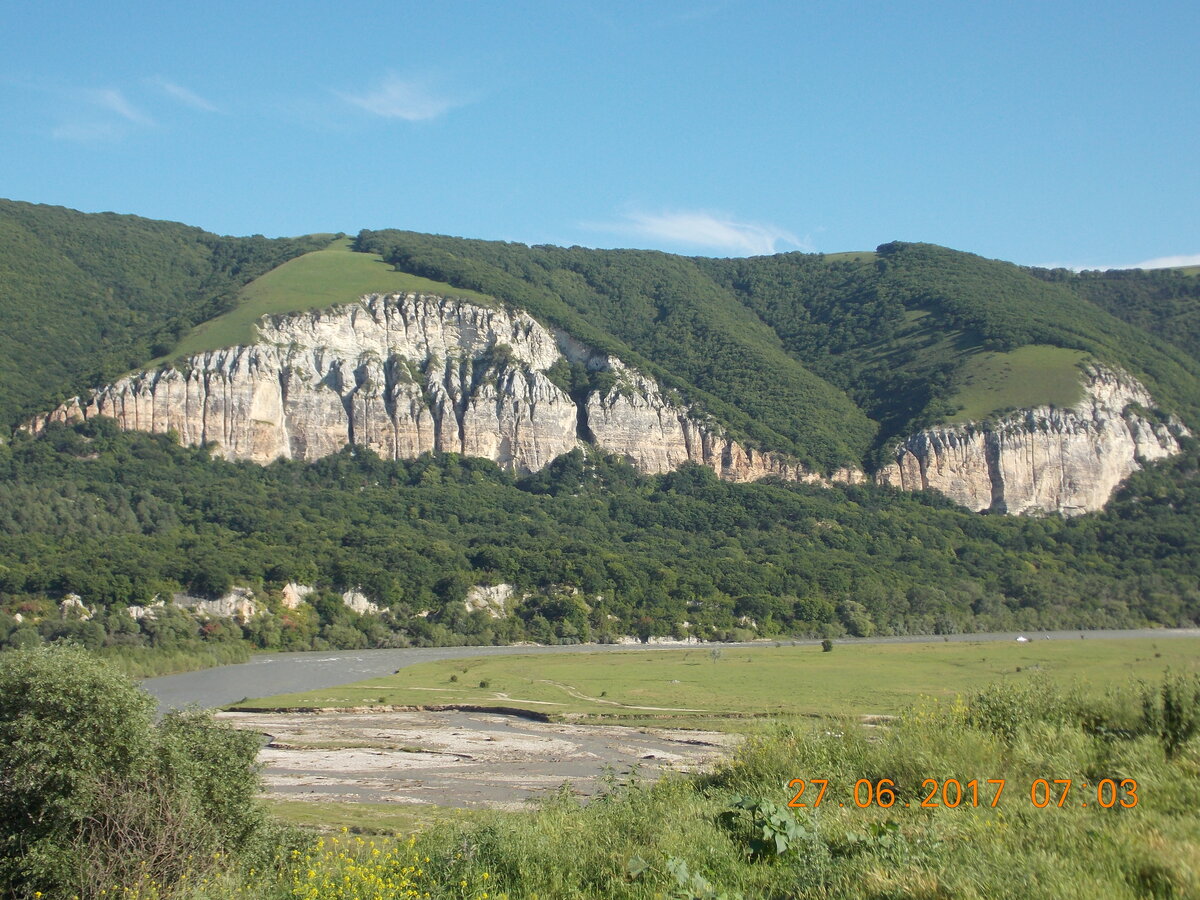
<box><xmin>2</xmin><ymin>420</ymin><xmax>1197</xmax><ymax>658</ymax></box>
<box><xmin>0</xmin><ymin>200</ymin><xmax>329</xmax><ymax>426</ymax></box>
<box><xmin>3</xmin><ymin>203</ymin><xmax>1200</xmax><ymax>661</ymax></box>
<box><xmin>354</xmin><ymin>230</ymin><xmax>878</xmax><ymax>471</ymax></box>
<box><xmin>1031</xmin><ymin>265</ymin><xmax>1200</xmax><ymax>361</ymax></box>
<box><xmin>5</xmin><ymin>201</ymin><xmax>1198</xmax><ymax>473</ymax></box>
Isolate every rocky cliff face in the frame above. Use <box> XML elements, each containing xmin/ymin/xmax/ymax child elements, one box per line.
<box><xmin>32</xmin><ymin>293</ymin><xmax>845</xmax><ymax>484</ymax></box>
<box><xmin>583</xmin><ymin>359</ymin><xmax>863</xmax><ymax>485</ymax></box>
<box><xmin>31</xmin><ymin>295</ymin><xmax>1185</xmax><ymax>514</ymax></box>
<box><xmin>876</xmin><ymin>365</ymin><xmax>1188</xmax><ymax>515</ymax></box>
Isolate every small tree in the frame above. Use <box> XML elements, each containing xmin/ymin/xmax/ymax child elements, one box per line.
<box><xmin>821</xmin><ymin>639</ymin><xmax>834</xmax><ymax>652</ymax></box>
<box><xmin>0</xmin><ymin>645</ymin><xmax>268</xmax><ymax>899</ymax></box>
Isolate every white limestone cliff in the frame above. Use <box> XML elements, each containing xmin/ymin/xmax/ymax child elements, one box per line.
<box><xmin>584</xmin><ymin>359</ymin><xmax>863</xmax><ymax>484</ymax></box>
<box><xmin>172</xmin><ymin>587</ymin><xmax>258</xmax><ymax>622</ymax></box>
<box><xmin>876</xmin><ymin>364</ymin><xmax>1187</xmax><ymax>515</ymax></box>
<box><xmin>31</xmin><ymin>292</ymin><xmax>845</xmax><ymax>485</ymax></box>
<box><xmin>464</xmin><ymin>583</ymin><xmax>515</xmax><ymax>618</ymax></box>
<box><xmin>29</xmin><ymin>292</ymin><xmax>1185</xmax><ymax>515</ymax></box>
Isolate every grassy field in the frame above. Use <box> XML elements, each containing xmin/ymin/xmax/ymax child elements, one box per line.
<box><xmin>165</xmin><ymin>238</ymin><xmax>494</xmax><ymax>360</ymax></box>
<box><xmin>946</xmin><ymin>344</ymin><xmax>1089</xmax><ymax>422</ymax></box>
<box><xmin>231</xmin><ymin>637</ymin><xmax>1200</xmax><ymax>726</ymax></box>
<box><xmin>267</xmin><ymin>799</ymin><xmax>490</xmax><ymax>835</ymax></box>
<box><xmin>230</xmin><ymin>653</ymin><xmax>1200</xmax><ymax>898</ymax></box>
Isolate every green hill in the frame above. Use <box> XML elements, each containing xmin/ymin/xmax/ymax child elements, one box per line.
<box><xmin>4</xmin><ymin>201</ymin><xmax>1198</xmax><ymax>476</ymax></box>
<box><xmin>163</xmin><ymin>238</ymin><xmax>493</xmax><ymax>361</ymax></box>
<box><xmin>357</xmin><ymin>232</ymin><xmax>1200</xmax><ymax>465</ymax></box>
<box><xmin>354</xmin><ymin>230</ymin><xmax>881</xmax><ymax>471</ymax></box>
<box><xmin>2</xmin><ymin>201</ymin><xmax>1200</xmax><ymax>657</ymax></box>
<box><xmin>1030</xmin><ymin>264</ymin><xmax>1200</xmax><ymax>364</ymax></box>
<box><xmin>0</xmin><ymin>200</ymin><xmax>329</xmax><ymax>427</ymax></box>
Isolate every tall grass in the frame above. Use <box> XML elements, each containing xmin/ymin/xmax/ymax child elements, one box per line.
<box><xmin>99</xmin><ymin>642</ymin><xmax>253</xmax><ymax>680</ymax></box>
<box><xmin>171</xmin><ymin>676</ymin><xmax>1199</xmax><ymax>899</ymax></box>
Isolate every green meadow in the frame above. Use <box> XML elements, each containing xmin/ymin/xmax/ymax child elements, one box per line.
<box><xmin>946</xmin><ymin>344</ymin><xmax>1089</xmax><ymax>422</ymax></box>
<box><xmin>233</xmin><ymin>637</ymin><xmax>1200</xmax><ymax>726</ymax></box>
<box><xmin>164</xmin><ymin>238</ymin><xmax>493</xmax><ymax>361</ymax></box>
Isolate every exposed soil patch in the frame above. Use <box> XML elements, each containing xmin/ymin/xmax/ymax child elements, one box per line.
<box><xmin>218</xmin><ymin>709</ymin><xmax>737</xmax><ymax>810</ymax></box>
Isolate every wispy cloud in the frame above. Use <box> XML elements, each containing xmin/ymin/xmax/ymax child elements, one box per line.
<box><xmin>1129</xmin><ymin>253</ymin><xmax>1200</xmax><ymax>270</ymax></box>
<box><xmin>589</xmin><ymin>210</ymin><xmax>810</xmax><ymax>256</ymax></box>
<box><xmin>338</xmin><ymin>74</ymin><xmax>464</xmax><ymax>121</ymax></box>
<box><xmin>89</xmin><ymin>88</ymin><xmax>152</xmax><ymax>125</ymax></box>
<box><xmin>51</xmin><ymin>121</ymin><xmax>124</xmax><ymax>142</ymax></box>
<box><xmin>150</xmin><ymin>76</ymin><xmax>219</xmax><ymax>112</ymax></box>
<box><xmin>51</xmin><ymin>87</ymin><xmax>152</xmax><ymax>142</ymax></box>
<box><xmin>1036</xmin><ymin>252</ymin><xmax>1200</xmax><ymax>272</ymax></box>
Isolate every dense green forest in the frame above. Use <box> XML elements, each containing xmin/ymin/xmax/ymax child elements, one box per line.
<box><xmin>1031</xmin><ymin>265</ymin><xmax>1200</xmax><ymax>361</ymax></box>
<box><xmin>2</xmin><ymin>420</ymin><xmax>1197</xmax><ymax>659</ymax></box>
<box><xmin>0</xmin><ymin>200</ymin><xmax>330</xmax><ymax>427</ymax></box>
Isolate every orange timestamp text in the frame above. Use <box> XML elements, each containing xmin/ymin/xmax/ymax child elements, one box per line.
<box><xmin>787</xmin><ymin>777</ymin><xmax>1139</xmax><ymax>809</ymax></box>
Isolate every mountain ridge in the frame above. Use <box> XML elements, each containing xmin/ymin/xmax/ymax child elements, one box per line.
<box><xmin>4</xmin><ymin>200</ymin><xmax>1200</xmax><ymax>650</ymax></box>
<box><xmin>29</xmin><ymin>288</ymin><xmax>1185</xmax><ymax>515</ymax></box>
<box><xmin>5</xmin><ymin>200</ymin><xmax>1200</xmax><ymax>515</ymax></box>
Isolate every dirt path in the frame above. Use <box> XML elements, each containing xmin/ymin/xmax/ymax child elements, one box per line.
<box><xmin>535</xmin><ymin>679</ymin><xmax>710</xmax><ymax>712</ymax></box>
<box><xmin>220</xmin><ymin>708</ymin><xmax>737</xmax><ymax>809</ymax></box>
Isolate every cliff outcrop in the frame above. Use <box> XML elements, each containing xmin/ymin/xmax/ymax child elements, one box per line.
<box><xmin>31</xmin><ymin>293</ymin><xmax>845</xmax><ymax>485</ymax></box>
<box><xmin>30</xmin><ymin>294</ymin><xmax>1186</xmax><ymax>514</ymax></box>
<box><xmin>876</xmin><ymin>364</ymin><xmax>1187</xmax><ymax>515</ymax></box>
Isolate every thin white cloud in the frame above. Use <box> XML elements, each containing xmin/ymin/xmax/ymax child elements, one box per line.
<box><xmin>1129</xmin><ymin>253</ymin><xmax>1200</xmax><ymax>270</ymax></box>
<box><xmin>590</xmin><ymin>210</ymin><xmax>810</xmax><ymax>256</ymax></box>
<box><xmin>89</xmin><ymin>88</ymin><xmax>153</xmax><ymax>125</ymax></box>
<box><xmin>1035</xmin><ymin>252</ymin><xmax>1200</xmax><ymax>272</ymax></box>
<box><xmin>338</xmin><ymin>74</ymin><xmax>462</xmax><ymax>121</ymax></box>
<box><xmin>150</xmin><ymin>77</ymin><xmax>220</xmax><ymax>112</ymax></box>
<box><xmin>51</xmin><ymin>87</ymin><xmax>152</xmax><ymax>142</ymax></box>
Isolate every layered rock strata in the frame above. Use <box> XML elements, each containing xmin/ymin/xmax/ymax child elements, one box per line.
<box><xmin>32</xmin><ymin>293</ymin><xmax>842</xmax><ymax>485</ymax></box>
<box><xmin>876</xmin><ymin>365</ymin><xmax>1187</xmax><ymax>516</ymax></box>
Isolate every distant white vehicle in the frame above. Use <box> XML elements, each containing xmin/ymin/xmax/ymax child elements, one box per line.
<box><xmin>1015</xmin><ymin>635</ymin><xmax>1030</xmax><ymax>643</ymax></box>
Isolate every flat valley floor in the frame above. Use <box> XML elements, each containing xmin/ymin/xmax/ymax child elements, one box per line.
<box><xmin>219</xmin><ymin>709</ymin><xmax>736</xmax><ymax>809</ymax></box>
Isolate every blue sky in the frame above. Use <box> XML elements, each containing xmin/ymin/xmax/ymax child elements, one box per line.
<box><xmin>2</xmin><ymin>1</ymin><xmax>1197</xmax><ymax>269</ymax></box>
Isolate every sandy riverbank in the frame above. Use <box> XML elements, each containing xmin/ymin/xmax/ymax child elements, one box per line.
<box><xmin>219</xmin><ymin>708</ymin><xmax>737</xmax><ymax>809</ymax></box>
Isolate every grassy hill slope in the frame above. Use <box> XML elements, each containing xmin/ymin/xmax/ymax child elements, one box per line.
<box><xmin>357</xmin><ymin>233</ymin><xmax>1200</xmax><ymax>466</ymax></box>
<box><xmin>164</xmin><ymin>239</ymin><xmax>493</xmax><ymax>361</ymax></box>
<box><xmin>704</xmin><ymin>243</ymin><xmax>1200</xmax><ymax>448</ymax></box>
<box><xmin>355</xmin><ymin>231</ymin><xmax>880</xmax><ymax>471</ymax></box>
<box><xmin>4</xmin><ymin>201</ymin><xmax>1198</xmax><ymax>475</ymax></box>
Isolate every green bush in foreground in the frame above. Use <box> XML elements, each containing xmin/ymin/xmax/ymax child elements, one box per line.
<box><xmin>0</xmin><ymin>645</ymin><xmax>272</xmax><ymax>899</ymax></box>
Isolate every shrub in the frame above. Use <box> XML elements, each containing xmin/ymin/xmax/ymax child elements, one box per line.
<box><xmin>1140</xmin><ymin>671</ymin><xmax>1200</xmax><ymax>759</ymax></box>
<box><xmin>0</xmin><ymin>645</ymin><xmax>269</xmax><ymax>899</ymax></box>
